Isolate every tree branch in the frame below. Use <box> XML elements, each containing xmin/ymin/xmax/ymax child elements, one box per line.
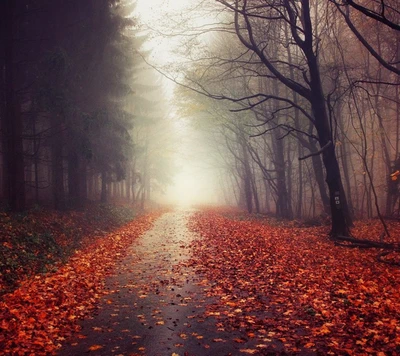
<box><xmin>298</xmin><ymin>140</ymin><xmax>332</xmax><ymax>161</ymax></box>
<box><xmin>333</xmin><ymin>0</ymin><xmax>400</xmax><ymax>31</ymax></box>
<box><xmin>334</xmin><ymin>3</ymin><xmax>400</xmax><ymax>75</ymax></box>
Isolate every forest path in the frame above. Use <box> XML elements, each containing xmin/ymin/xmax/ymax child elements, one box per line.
<box><xmin>58</xmin><ymin>209</ymin><xmax>245</xmax><ymax>356</ymax></box>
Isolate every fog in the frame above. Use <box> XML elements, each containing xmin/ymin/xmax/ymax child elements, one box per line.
<box><xmin>1</xmin><ymin>0</ymin><xmax>399</xmax><ymax>223</ymax></box>
<box><xmin>136</xmin><ymin>0</ymin><xmax>223</xmax><ymax>206</ymax></box>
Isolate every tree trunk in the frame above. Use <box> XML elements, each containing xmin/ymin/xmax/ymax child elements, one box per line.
<box><xmin>250</xmin><ymin>164</ymin><xmax>260</xmax><ymax>213</ymax></box>
<box><xmin>308</xmin><ymin>141</ymin><xmax>330</xmax><ymax>214</ymax></box>
<box><xmin>80</xmin><ymin>159</ymin><xmax>87</xmax><ymax>202</ymax></box>
<box><xmin>1</xmin><ymin>0</ymin><xmax>25</xmax><ymax>211</ymax></box>
<box><xmin>310</xmin><ymin>91</ymin><xmax>352</xmax><ymax>235</ymax></box>
<box><xmin>51</xmin><ymin>119</ymin><xmax>65</xmax><ymax>210</ymax></box>
<box><xmin>100</xmin><ymin>170</ymin><xmax>107</xmax><ymax>203</ymax></box>
<box><xmin>126</xmin><ymin>169</ymin><xmax>131</xmax><ymax>202</ymax></box>
<box><xmin>67</xmin><ymin>150</ymin><xmax>80</xmax><ymax>207</ymax></box>
<box><xmin>241</xmin><ymin>138</ymin><xmax>253</xmax><ymax>213</ymax></box>
<box><xmin>304</xmin><ymin>22</ymin><xmax>352</xmax><ymax>235</ymax></box>
<box><xmin>273</xmin><ymin>126</ymin><xmax>292</xmax><ymax>219</ymax></box>
<box><xmin>87</xmin><ymin>169</ymin><xmax>94</xmax><ymax>200</ymax></box>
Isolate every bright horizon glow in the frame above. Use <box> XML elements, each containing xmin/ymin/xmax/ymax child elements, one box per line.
<box><xmin>136</xmin><ymin>0</ymin><xmax>192</xmax><ymax>18</ymax></box>
<box><xmin>135</xmin><ymin>0</ymin><xmax>222</xmax><ymax>207</ymax></box>
<box><xmin>136</xmin><ymin>0</ymin><xmax>212</xmax><ymax>65</ymax></box>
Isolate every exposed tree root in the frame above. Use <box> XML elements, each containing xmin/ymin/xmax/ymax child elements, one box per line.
<box><xmin>332</xmin><ymin>235</ymin><xmax>400</xmax><ymax>266</ymax></box>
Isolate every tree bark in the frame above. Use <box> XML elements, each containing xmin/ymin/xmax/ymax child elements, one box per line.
<box><xmin>308</xmin><ymin>136</ymin><xmax>331</xmax><ymax>214</ymax></box>
<box><xmin>250</xmin><ymin>163</ymin><xmax>260</xmax><ymax>213</ymax></box>
<box><xmin>309</xmin><ymin>89</ymin><xmax>352</xmax><ymax>234</ymax></box>
<box><xmin>297</xmin><ymin>0</ymin><xmax>352</xmax><ymax>235</ymax></box>
<box><xmin>273</xmin><ymin>126</ymin><xmax>292</xmax><ymax>219</ymax></box>
<box><xmin>240</xmin><ymin>134</ymin><xmax>253</xmax><ymax>213</ymax></box>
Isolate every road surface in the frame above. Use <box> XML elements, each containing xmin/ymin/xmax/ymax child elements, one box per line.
<box><xmin>58</xmin><ymin>209</ymin><xmax>251</xmax><ymax>356</ymax></box>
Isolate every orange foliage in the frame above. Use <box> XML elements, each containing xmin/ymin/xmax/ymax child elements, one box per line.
<box><xmin>188</xmin><ymin>210</ymin><xmax>400</xmax><ymax>355</ymax></box>
<box><xmin>0</xmin><ymin>212</ymin><xmax>160</xmax><ymax>355</ymax></box>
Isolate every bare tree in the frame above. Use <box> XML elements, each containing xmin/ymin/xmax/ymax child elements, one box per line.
<box><xmin>214</xmin><ymin>0</ymin><xmax>352</xmax><ymax>235</ymax></box>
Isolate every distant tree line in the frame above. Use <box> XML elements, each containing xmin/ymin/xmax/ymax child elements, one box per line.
<box><xmin>0</xmin><ymin>0</ymin><xmax>173</xmax><ymax>212</ymax></box>
<box><xmin>175</xmin><ymin>0</ymin><xmax>400</xmax><ymax>236</ymax></box>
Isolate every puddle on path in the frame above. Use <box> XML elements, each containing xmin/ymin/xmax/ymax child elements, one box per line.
<box><xmin>58</xmin><ymin>209</ymin><xmax>248</xmax><ymax>356</ymax></box>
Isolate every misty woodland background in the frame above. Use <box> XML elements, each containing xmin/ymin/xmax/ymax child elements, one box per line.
<box><xmin>1</xmin><ymin>0</ymin><xmax>400</xmax><ymax>231</ymax></box>
<box><xmin>1</xmin><ymin>2</ymin><xmax>400</xmax><ymax>355</ymax></box>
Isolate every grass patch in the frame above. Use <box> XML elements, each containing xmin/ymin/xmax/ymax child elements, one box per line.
<box><xmin>0</xmin><ymin>203</ymin><xmax>138</xmax><ymax>295</ymax></box>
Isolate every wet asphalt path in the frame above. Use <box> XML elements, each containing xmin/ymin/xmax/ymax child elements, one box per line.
<box><xmin>58</xmin><ymin>209</ymin><xmax>246</xmax><ymax>356</ymax></box>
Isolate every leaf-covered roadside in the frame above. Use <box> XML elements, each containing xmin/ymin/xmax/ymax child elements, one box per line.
<box><xmin>0</xmin><ymin>204</ymin><xmax>137</xmax><ymax>294</ymax></box>
<box><xmin>0</xmin><ymin>211</ymin><xmax>161</xmax><ymax>355</ymax></box>
<box><xmin>188</xmin><ymin>210</ymin><xmax>400</xmax><ymax>355</ymax></box>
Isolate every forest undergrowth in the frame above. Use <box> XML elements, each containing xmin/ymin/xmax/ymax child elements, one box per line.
<box><xmin>0</xmin><ymin>204</ymin><xmax>162</xmax><ymax>355</ymax></box>
<box><xmin>188</xmin><ymin>209</ymin><xmax>400</xmax><ymax>355</ymax></box>
<box><xmin>0</xmin><ymin>204</ymin><xmax>143</xmax><ymax>294</ymax></box>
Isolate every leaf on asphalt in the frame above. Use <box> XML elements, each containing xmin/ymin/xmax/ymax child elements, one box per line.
<box><xmin>88</xmin><ymin>344</ymin><xmax>103</xmax><ymax>351</ymax></box>
<box><xmin>213</xmin><ymin>338</ymin><xmax>225</xmax><ymax>342</ymax></box>
<box><xmin>240</xmin><ymin>349</ymin><xmax>258</xmax><ymax>354</ymax></box>
<box><xmin>234</xmin><ymin>337</ymin><xmax>246</xmax><ymax>343</ymax></box>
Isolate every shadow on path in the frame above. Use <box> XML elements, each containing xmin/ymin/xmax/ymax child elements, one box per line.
<box><xmin>58</xmin><ymin>209</ymin><xmax>250</xmax><ymax>356</ymax></box>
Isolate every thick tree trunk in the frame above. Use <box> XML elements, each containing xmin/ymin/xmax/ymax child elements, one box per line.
<box><xmin>304</xmin><ymin>21</ymin><xmax>352</xmax><ymax>235</ymax></box>
<box><xmin>322</xmin><ymin>145</ymin><xmax>352</xmax><ymax>235</ymax></box>
<box><xmin>273</xmin><ymin>127</ymin><xmax>292</xmax><ymax>219</ymax></box>
<box><xmin>309</xmin><ymin>140</ymin><xmax>331</xmax><ymax>214</ymax></box>
<box><xmin>296</xmin><ymin>143</ymin><xmax>303</xmax><ymax>217</ymax></box>
<box><xmin>310</xmin><ymin>93</ymin><xmax>352</xmax><ymax>235</ymax></box>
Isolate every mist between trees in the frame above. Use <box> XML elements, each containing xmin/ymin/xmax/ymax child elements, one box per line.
<box><xmin>160</xmin><ymin>0</ymin><xmax>400</xmax><ymax>237</ymax></box>
<box><xmin>1</xmin><ymin>0</ymin><xmax>400</xmax><ymax>238</ymax></box>
<box><xmin>1</xmin><ymin>0</ymin><xmax>177</xmax><ymax>213</ymax></box>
